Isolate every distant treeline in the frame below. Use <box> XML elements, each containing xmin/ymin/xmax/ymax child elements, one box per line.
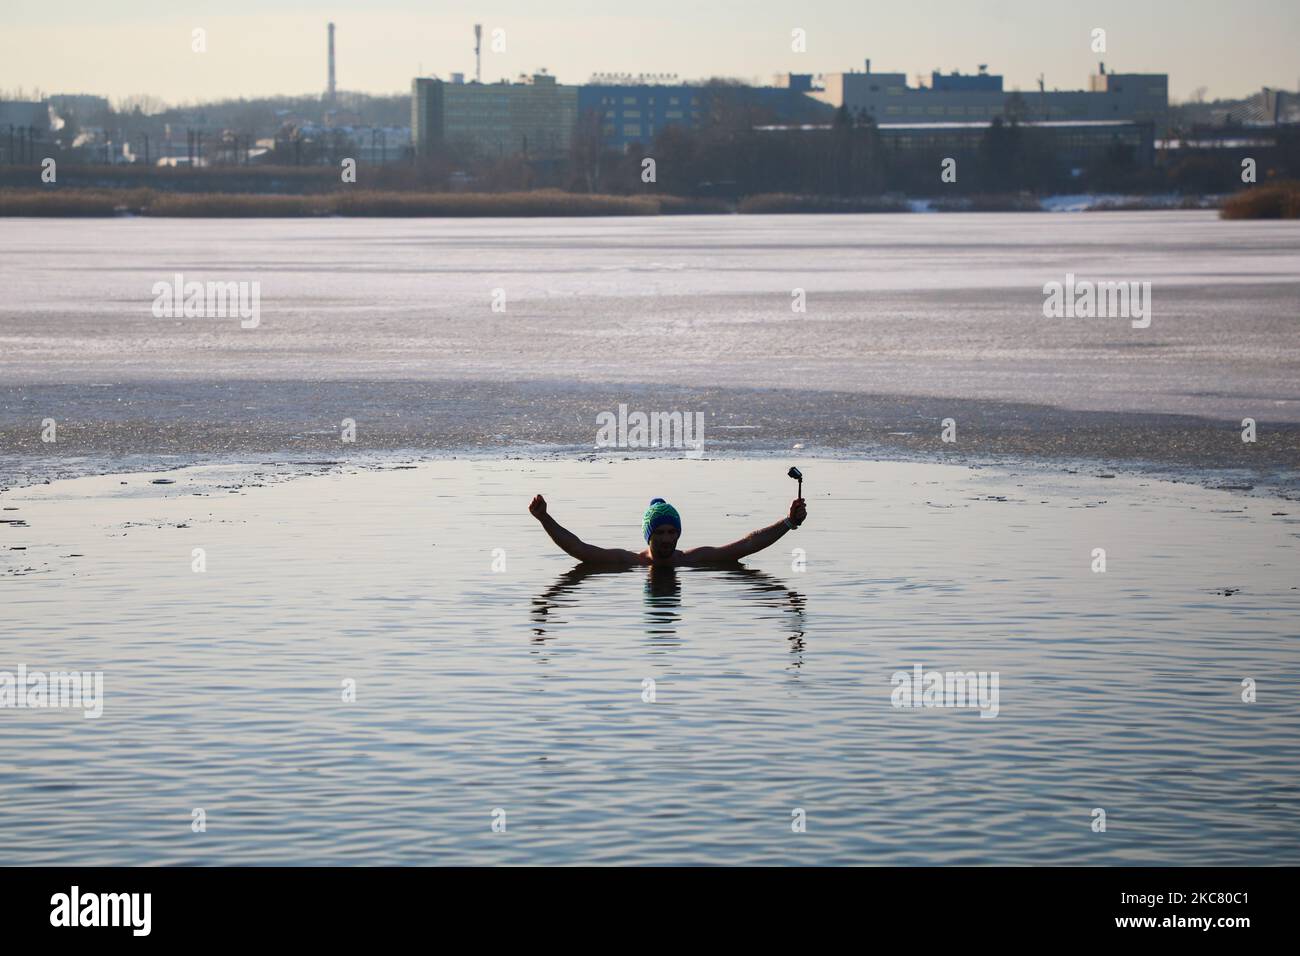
<box><xmin>0</xmin><ymin>188</ymin><xmax>729</xmax><ymax>217</ymax></box>
<box><xmin>42</xmin><ymin>91</ymin><xmax>411</xmax><ymax>138</ymax></box>
<box><xmin>4</xmin><ymin>116</ymin><xmax>1298</xmax><ymax>216</ymax></box>
<box><xmin>8</xmin><ymin>141</ymin><xmax>1293</xmax><ymax>201</ymax></box>
<box><xmin>0</xmin><ymin>163</ymin><xmax>427</xmax><ymax>194</ymax></box>
<box><xmin>12</xmin><ymin>187</ymin><xmax>1285</xmax><ymax>217</ymax></box>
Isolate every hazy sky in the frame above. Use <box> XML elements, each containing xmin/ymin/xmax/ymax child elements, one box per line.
<box><xmin>4</xmin><ymin>0</ymin><xmax>1297</xmax><ymax>105</ymax></box>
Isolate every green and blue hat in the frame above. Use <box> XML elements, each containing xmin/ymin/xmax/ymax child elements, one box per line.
<box><xmin>642</xmin><ymin>498</ymin><xmax>681</xmax><ymax>542</ymax></box>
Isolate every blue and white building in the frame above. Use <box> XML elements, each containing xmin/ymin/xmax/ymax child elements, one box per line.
<box><xmin>577</xmin><ymin>77</ymin><xmax>705</xmax><ymax>151</ymax></box>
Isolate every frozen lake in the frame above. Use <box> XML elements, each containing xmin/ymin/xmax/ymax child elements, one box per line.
<box><xmin>2</xmin><ymin>212</ymin><xmax>1298</xmax><ymax>420</ymax></box>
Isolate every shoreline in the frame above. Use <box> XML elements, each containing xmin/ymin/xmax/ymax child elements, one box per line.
<box><xmin>0</xmin><ymin>187</ymin><xmax>1235</xmax><ymax>218</ymax></box>
<box><xmin>4</xmin><ymin>378</ymin><xmax>1296</xmax><ymax>500</ymax></box>
<box><xmin>4</xmin><ymin>446</ymin><xmax>1292</xmax><ymax>502</ymax></box>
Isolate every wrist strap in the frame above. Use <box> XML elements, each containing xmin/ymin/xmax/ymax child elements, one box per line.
<box><xmin>784</xmin><ymin>517</ymin><xmax>796</xmax><ymax>531</ymax></box>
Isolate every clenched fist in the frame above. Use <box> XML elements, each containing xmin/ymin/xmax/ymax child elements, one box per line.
<box><xmin>788</xmin><ymin>497</ymin><xmax>807</xmax><ymax>528</ymax></box>
<box><xmin>528</xmin><ymin>494</ymin><xmax>548</xmax><ymax>520</ymax></box>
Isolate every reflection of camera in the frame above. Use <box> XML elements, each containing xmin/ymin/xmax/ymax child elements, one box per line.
<box><xmin>787</xmin><ymin>467</ymin><xmax>802</xmax><ymax>481</ymax></box>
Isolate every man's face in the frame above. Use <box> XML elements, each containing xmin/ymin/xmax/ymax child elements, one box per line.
<box><xmin>649</xmin><ymin>525</ymin><xmax>680</xmax><ymax>560</ymax></box>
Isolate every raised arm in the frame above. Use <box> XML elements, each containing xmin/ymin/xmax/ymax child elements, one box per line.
<box><xmin>528</xmin><ymin>495</ymin><xmax>641</xmax><ymax>565</ymax></box>
<box><xmin>681</xmin><ymin>498</ymin><xmax>807</xmax><ymax>564</ymax></box>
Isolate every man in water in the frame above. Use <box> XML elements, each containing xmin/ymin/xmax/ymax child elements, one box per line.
<box><xmin>528</xmin><ymin>494</ymin><xmax>807</xmax><ymax>566</ymax></box>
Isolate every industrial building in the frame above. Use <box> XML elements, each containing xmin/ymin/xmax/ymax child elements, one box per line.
<box><xmin>577</xmin><ymin>77</ymin><xmax>704</xmax><ymax>151</ymax></box>
<box><xmin>414</xmin><ymin>72</ymin><xmax>834</xmax><ymax>157</ymax></box>
<box><xmin>0</xmin><ymin>101</ymin><xmax>51</xmax><ymax>164</ymax></box>
<box><xmin>574</xmin><ymin>75</ymin><xmax>832</xmax><ymax>151</ymax></box>
<box><xmin>752</xmin><ymin>117</ymin><xmax>1157</xmax><ymax>177</ymax></box>
<box><xmin>0</xmin><ymin>101</ymin><xmax>51</xmax><ymax>131</ymax></box>
<box><xmin>409</xmin><ymin>37</ymin><xmax>1169</xmax><ymax>165</ymax></box>
<box><xmin>1220</xmin><ymin>88</ymin><xmax>1300</xmax><ymax>126</ymax></box>
<box><xmin>876</xmin><ymin>119</ymin><xmax>1155</xmax><ymax>168</ymax></box>
<box><xmin>724</xmin><ymin>74</ymin><xmax>837</xmax><ymax>127</ymax></box>
<box><xmin>412</xmin><ymin>73</ymin><xmax>577</xmax><ymax>159</ymax></box>
<box><xmin>815</xmin><ymin>61</ymin><xmax>1168</xmax><ymax>123</ymax></box>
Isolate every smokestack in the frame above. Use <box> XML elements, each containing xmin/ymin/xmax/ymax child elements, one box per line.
<box><xmin>327</xmin><ymin>22</ymin><xmax>336</xmax><ymax>104</ymax></box>
<box><xmin>474</xmin><ymin>24</ymin><xmax>482</xmax><ymax>83</ymax></box>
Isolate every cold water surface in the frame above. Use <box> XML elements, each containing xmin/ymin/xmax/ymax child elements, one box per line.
<box><xmin>1</xmin><ymin>457</ymin><xmax>1297</xmax><ymax>864</ymax></box>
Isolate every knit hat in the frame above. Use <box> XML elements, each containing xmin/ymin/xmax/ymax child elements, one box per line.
<box><xmin>642</xmin><ymin>497</ymin><xmax>682</xmax><ymax>543</ymax></box>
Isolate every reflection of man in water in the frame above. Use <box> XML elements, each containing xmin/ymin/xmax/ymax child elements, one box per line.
<box><xmin>643</xmin><ymin>565</ymin><xmax>681</xmax><ymax>637</ymax></box>
<box><xmin>530</xmin><ymin>562</ymin><xmax>806</xmax><ymax>663</ymax></box>
<box><xmin>528</xmin><ymin>495</ymin><xmax>807</xmax><ymax>567</ymax></box>
<box><xmin>645</xmin><ymin>564</ymin><xmax>680</xmax><ymax>599</ymax></box>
